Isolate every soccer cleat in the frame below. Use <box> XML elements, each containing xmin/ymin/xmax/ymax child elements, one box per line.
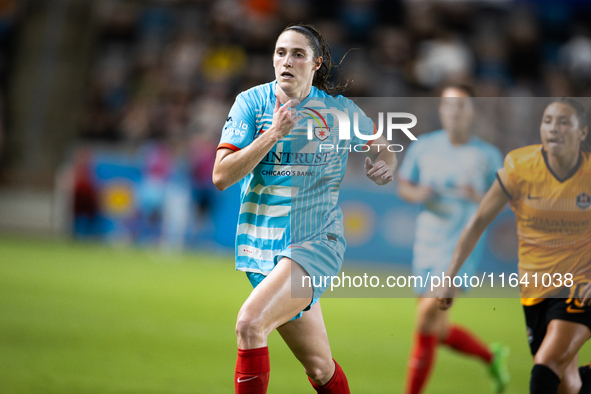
<box><xmin>489</xmin><ymin>343</ymin><xmax>510</xmax><ymax>393</ymax></box>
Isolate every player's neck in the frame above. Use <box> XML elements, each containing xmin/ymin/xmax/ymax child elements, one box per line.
<box><xmin>276</xmin><ymin>83</ymin><xmax>312</xmax><ymax>104</ymax></box>
<box><xmin>447</xmin><ymin>131</ymin><xmax>470</xmax><ymax>146</ymax></box>
<box><xmin>546</xmin><ymin>151</ymin><xmax>580</xmax><ymax>180</ymax></box>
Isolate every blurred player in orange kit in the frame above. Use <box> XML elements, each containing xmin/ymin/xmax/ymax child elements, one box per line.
<box><xmin>398</xmin><ymin>85</ymin><xmax>509</xmax><ymax>393</ymax></box>
<box><xmin>439</xmin><ymin>97</ymin><xmax>591</xmax><ymax>394</ymax></box>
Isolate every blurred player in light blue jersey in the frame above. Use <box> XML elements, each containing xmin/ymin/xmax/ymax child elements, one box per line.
<box><xmin>212</xmin><ymin>24</ymin><xmax>396</xmax><ymax>394</ymax></box>
<box><xmin>397</xmin><ymin>85</ymin><xmax>509</xmax><ymax>394</ymax></box>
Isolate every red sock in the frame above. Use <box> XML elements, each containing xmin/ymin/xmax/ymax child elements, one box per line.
<box><xmin>308</xmin><ymin>359</ymin><xmax>350</xmax><ymax>394</ymax></box>
<box><xmin>235</xmin><ymin>347</ymin><xmax>270</xmax><ymax>394</ymax></box>
<box><xmin>442</xmin><ymin>325</ymin><xmax>492</xmax><ymax>363</ymax></box>
<box><xmin>405</xmin><ymin>333</ymin><xmax>438</xmax><ymax>394</ymax></box>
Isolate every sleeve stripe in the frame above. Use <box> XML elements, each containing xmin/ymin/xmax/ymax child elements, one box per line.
<box><xmin>496</xmin><ymin>171</ymin><xmax>513</xmax><ymax>200</ymax></box>
<box><xmin>363</xmin><ymin>122</ymin><xmax>378</xmax><ymax>148</ymax></box>
<box><xmin>217</xmin><ymin>143</ymin><xmax>241</xmax><ymax>152</ymax></box>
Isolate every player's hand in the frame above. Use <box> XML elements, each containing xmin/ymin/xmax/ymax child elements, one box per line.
<box><xmin>437</xmin><ymin>297</ymin><xmax>454</xmax><ymax>310</ymax></box>
<box><xmin>365</xmin><ymin>157</ymin><xmax>394</xmax><ymax>185</ymax></box>
<box><xmin>579</xmin><ymin>282</ymin><xmax>591</xmax><ymax>307</ymax></box>
<box><xmin>436</xmin><ymin>280</ymin><xmax>455</xmax><ymax>310</ymax></box>
<box><xmin>271</xmin><ymin>97</ymin><xmax>302</xmax><ymax>139</ymax></box>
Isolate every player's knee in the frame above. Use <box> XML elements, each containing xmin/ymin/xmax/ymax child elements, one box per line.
<box><xmin>304</xmin><ymin>357</ymin><xmax>334</xmax><ymax>383</ymax></box>
<box><xmin>417</xmin><ymin>312</ymin><xmax>441</xmax><ymax>334</ymax></box>
<box><xmin>235</xmin><ymin>312</ymin><xmax>266</xmax><ymax>343</ymax></box>
<box><xmin>533</xmin><ymin>354</ymin><xmax>566</xmax><ymax>378</ymax></box>
<box><xmin>417</xmin><ymin>299</ymin><xmax>443</xmax><ymax>329</ymax></box>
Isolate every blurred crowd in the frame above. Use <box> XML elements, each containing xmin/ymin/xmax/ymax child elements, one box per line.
<box><xmin>0</xmin><ymin>0</ymin><xmax>17</xmax><ymax>161</ymax></box>
<box><xmin>80</xmin><ymin>0</ymin><xmax>591</xmax><ymax>144</ymax></box>
<box><xmin>68</xmin><ymin>0</ymin><xmax>591</xmax><ymax>244</ymax></box>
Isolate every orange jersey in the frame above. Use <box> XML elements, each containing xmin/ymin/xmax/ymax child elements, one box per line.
<box><xmin>496</xmin><ymin>145</ymin><xmax>591</xmax><ymax>303</ymax></box>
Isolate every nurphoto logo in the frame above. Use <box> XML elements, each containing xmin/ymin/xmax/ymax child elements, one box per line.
<box><xmin>302</xmin><ymin>107</ymin><xmax>331</xmax><ymax>141</ymax></box>
<box><xmin>303</xmin><ymin>107</ymin><xmax>418</xmax><ymax>153</ymax></box>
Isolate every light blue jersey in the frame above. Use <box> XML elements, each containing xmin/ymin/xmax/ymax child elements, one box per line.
<box><xmin>219</xmin><ymin>81</ymin><xmax>374</xmax><ymax>292</ymax></box>
<box><xmin>398</xmin><ymin>130</ymin><xmax>503</xmax><ymax>282</ymax></box>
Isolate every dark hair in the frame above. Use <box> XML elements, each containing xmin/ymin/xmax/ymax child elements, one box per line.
<box><xmin>549</xmin><ymin>97</ymin><xmax>590</xmax><ymax>152</ymax></box>
<box><xmin>281</xmin><ymin>23</ymin><xmax>350</xmax><ymax>95</ymax></box>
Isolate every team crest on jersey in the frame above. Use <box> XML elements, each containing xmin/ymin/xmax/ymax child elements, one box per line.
<box><xmin>303</xmin><ymin>107</ymin><xmax>330</xmax><ymax>141</ymax></box>
<box><xmin>314</xmin><ymin>126</ymin><xmax>330</xmax><ymax>141</ymax></box>
<box><xmin>576</xmin><ymin>192</ymin><xmax>591</xmax><ymax>209</ymax></box>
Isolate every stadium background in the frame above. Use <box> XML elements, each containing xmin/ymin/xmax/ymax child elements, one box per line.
<box><xmin>1</xmin><ymin>0</ymin><xmax>591</xmax><ymax>392</ymax></box>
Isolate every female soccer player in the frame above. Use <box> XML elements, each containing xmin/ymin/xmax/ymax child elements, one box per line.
<box><xmin>398</xmin><ymin>85</ymin><xmax>509</xmax><ymax>394</ymax></box>
<box><xmin>212</xmin><ymin>24</ymin><xmax>396</xmax><ymax>394</ymax></box>
<box><xmin>438</xmin><ymin>98</ymin><xmax>591</xmax><ymax>394</ymax></box>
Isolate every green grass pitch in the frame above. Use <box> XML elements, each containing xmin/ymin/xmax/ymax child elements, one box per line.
<box><xmin>1</xmin><ymin>236</ymin><xmax>589</xmax><ymax>393</ymax></box>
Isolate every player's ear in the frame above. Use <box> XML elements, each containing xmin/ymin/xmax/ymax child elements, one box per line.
<box><xmin>315</xmin><ymin>57</ymin><xmax>322</xmax><ymax>71</ymax></box>
<box><xmin>579</xmin><ymin>125</ymin><xmax>589</xmax><ymax>143</ymax></box>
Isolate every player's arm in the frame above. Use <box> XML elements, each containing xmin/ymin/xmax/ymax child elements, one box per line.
<box><xmin>212</xmin><ymin>99</ymin><xmax>299</xmax><ymax>191</ymax></box>
<box><xmin>437</xmin><ymin>179</ymin><xmax>509</xmax><ymax>309</ymax></box>
<box><xmin>363</xmin><ymin>134</ymin><xmax>397</xmax><ymax>185</ymax></box>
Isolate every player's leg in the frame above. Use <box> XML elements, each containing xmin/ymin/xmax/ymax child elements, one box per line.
<box><xmin>441</xmin><ymin>312</ymin><xmax>510</xmax><ymax>392</ymax></box>
<box><xmin>236</xmin><ymin>257</ymin><xmax>313</xmax><ymax>348</ymax></box>
<box><xmin>442</xmin><ymin>323</ymin><xmax>492</xmax><ymax>361</ymax></box>
<box><xmin>277</xmin><ymin>301</ymin><xmax>350</xmax><ymax>393</ymax></box>
<box><xmin>405</xmin><ymin>297</ymin><xmax>448</xmax><ymax>394</ymax></box>
<box><xmin>558</xmin><ymin>354</ymin><xmax>581</xmax><ymax>394</ymax></box>
<box><xmin>579</xmin><ymin>362</ymin><xmax>591</xmax><ymax>393</ymax></box>
<box><xmin>416</xmin><ymin>296</ymin><xmax>450</xmax><ymax>338</ymax></box>
<box><xmin>235</xmin><ymin>257</ymin><xmax>313</xmax><ymax>394</ymax></box>
<box><xmin>531</xmin><ymin>319</ymin><xmax>590</xmax><ymax>394</ymax></box>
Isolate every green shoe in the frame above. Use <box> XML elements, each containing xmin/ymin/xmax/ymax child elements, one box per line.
<box><xmin>489</xmin><ymin>343</ymin><xmax>510</xmax><ymax>393</ymax></box>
